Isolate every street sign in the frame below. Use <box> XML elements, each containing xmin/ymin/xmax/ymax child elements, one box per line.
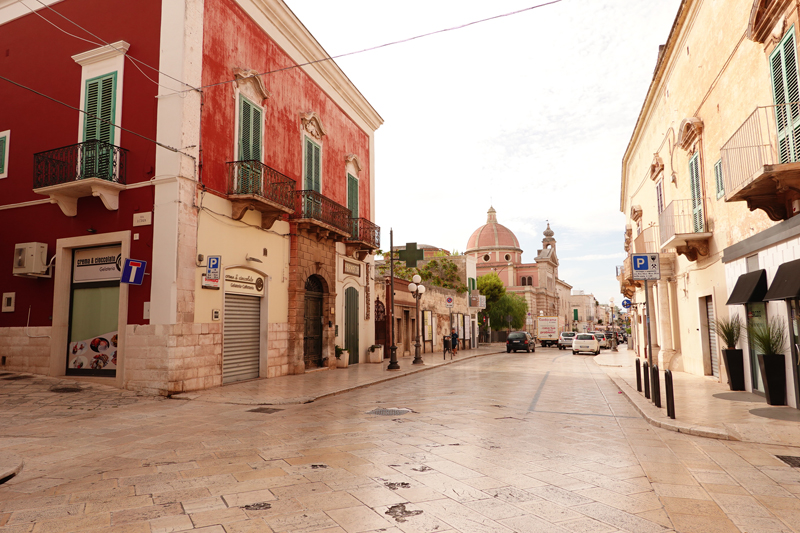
<box><xmin>120</xmin><ymin>258</ymin><xmax>147</xmax><ymax>285</ymax></box>
<box><xmin>204</xmin><ymin>255</ymin><xmax>221</xmax><ymax>289</ymax></box>
<box><xmin>622</xmin><ymin>298</ymin><xmax>632</xmax><ymax>309</ymax></box>
<box><xmin>445</xmin><ymin>296</ymin><xmax>454</xmax><ymax>308</ymax></box>
<box><xmin>631</xmin><ymin>253</ymin><xmax>661</xmax><ymax>280</ymax></box>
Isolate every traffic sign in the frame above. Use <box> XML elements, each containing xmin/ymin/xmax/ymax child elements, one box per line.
<box><xmin>445</xmin><ymin>297</ymin><xmax>454</xmax><ymax>308</ymax></box>
<box><xmin>622</xmin><ymin>298</ymin><xmax>632</xmax><ymax>309</ymax></box>
<box><xmin>631</xmin><ymin>253</ymin><xmax>661</xmax><ymax>280</ymax></box>
<box><xmin>121</xmin><ymin>258</ymin><xmax>147</xmax><ymax>285</ymax></box>
<box><xmin>204</xmin><ymin>255</ymin><xmax>221</xmax><ymax>289</ymax></box>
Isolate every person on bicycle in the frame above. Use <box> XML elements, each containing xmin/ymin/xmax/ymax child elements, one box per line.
<box><xmin>451</xmin><ymin>328</ymin><xmax>459</xmax><ymax>355</ymax></box>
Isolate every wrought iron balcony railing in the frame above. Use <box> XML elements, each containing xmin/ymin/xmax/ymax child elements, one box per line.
<box><xmin>227</xmin><ymin>160</ymin><xmax>295</xmax><ymax>211</ymax></box>
<box><xmin>34</xmin><ymin>140</ymin><xmax>127</xmax><ymax>188</ymax></box>
<box><xmin>346</xmin><ymin>217</ymin><xmax>380</xmax><ymax>248</ymax></box>
<box><xmin>659</xmin><ymin>199</ymin><xmax>706</xmax><ymax>247</ymax></box>
<box><xmin>290</xmin><ymin>190</ymin><xmax>351</xmax><ymax>234</ymax></box>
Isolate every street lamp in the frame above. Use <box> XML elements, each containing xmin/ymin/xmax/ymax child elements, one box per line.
<box><xmin>609</xmin><ymin>297</ymin><xmax>618</xmax><ymax>352</ymax></box>
<box><xmin>408</xmin><ymin>274</ymin><xmax>426</xmax><ymax>365</ymax></box>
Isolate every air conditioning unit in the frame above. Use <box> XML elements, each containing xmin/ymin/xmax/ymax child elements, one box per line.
<box><xmin>13</xmin><ymin>242</ymin><xmax>50</xmax><ymax>277</ymax></box>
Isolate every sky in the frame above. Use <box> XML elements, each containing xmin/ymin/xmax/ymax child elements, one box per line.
<box><xmin>285</xmin><ymin>0</ymin><xmax>682</xmax><ymax>305</ymax></box>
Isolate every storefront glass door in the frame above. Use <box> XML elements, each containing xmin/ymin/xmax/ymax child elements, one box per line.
<box><xmin>789</xmin><ymin>300</ymin><xmax>800</xmax><ymax>408</ymax></box>
<box><xmin>746</xmin><ymin>302</ymin><xmax>767</xmax><ymax>393</ymax></box>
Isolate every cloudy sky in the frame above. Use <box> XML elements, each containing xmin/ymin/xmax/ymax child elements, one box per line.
<box><xmin>286</xmin><ymin>0</ymin><xmax>682</xmax><ymax>304</ymax></box>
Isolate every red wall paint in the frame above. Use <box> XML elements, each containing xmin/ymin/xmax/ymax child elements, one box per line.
<box><xmin>201</xmin><ymin>0</ymin><xmax>372</xmax><ymax>219</ymax></box>
<box><xmin>0</xmin><ymin>0</ymin><xmax>162</xmax><ymax>327</ymax></box>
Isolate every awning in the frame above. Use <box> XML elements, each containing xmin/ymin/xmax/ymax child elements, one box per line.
<box><xmin>726</xmin><ymin>269</ymin><xmax>768</xmax><ymax>305</ymax></box>
<box><xmin>764</xmin><ymin>258</ymin><xmax>800</xmax><ymax>301</ymax></box>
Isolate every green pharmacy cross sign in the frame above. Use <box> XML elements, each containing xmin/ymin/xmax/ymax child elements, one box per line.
<box><xmin>398</xmin><ymin>242</ymin><xmax>425</xmax><ymax>268</ymax></box>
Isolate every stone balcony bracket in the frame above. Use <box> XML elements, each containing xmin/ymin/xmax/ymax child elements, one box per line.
<box><xmin>34</xmin><ymin>178</ymin><xmax>125</xmax><ymax>217</ymax></box>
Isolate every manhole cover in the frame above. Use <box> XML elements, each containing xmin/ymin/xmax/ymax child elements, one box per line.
<box><xmin>367</xmin><ymin>408</ymin><xmax>412</xmax><ymax>416</ymax></box>
<box><xmin>1</xmin><ymin>375</ymin><xmax>32</xmax><ymax>381</ymax></box>
<box><xmin>777</xmin><ymin>455</ymin><xmax>800</xmax><ymax>468</ymax></box>
<box><xmin>50</xmin><ymin>387</ymin><xmax>83</xmax><ymax>393</ymax></box>
<box><xmin>248</xmin><ymin>407</ymin><xmax>283</xmax><ymax>414</ymax></box>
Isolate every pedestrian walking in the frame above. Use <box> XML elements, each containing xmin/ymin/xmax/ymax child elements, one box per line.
<box><xmin>451</xmin><ymin>327</ymin><xmax>459</xmax><ymax>356</ymax></box>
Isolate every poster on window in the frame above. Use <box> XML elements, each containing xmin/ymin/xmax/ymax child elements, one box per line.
<box><xmin>464</xmin><ymin>316</ymin><xmax>471</xmax><ymax>340</ymax></box>
<box><xmin>68</xmin><ymin>330</ymin><xmax>118</xmax><ymax>370</ymax></box>
<box><xmin>422</xmin><ymin>311</ymin><xmax>432</xmax><ymax>341</ymax></box>
<box><xmin>457</xmin><ymin>314</ymin><xmax>464</xmax><ymax>340</ymax></box>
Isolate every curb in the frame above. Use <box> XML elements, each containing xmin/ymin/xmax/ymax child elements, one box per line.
<box><xmin>603</xmin><ymin>367</ymin><xmax>733</xmax><ymax>441</ymax></box>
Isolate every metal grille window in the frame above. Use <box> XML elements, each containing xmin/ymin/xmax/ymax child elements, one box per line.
<box><xmin>714</xmin><ymin>159</ymin><xmax>724</xmax><ymax>199</ymax></box>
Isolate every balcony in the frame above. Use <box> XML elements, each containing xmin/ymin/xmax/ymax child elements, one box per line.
<box><xmin>290</xmin><ymin>190</ymin><xmax>351</xmax><ymax>240</ymax></box>
<box><xmin>720</xmin><ymin>105</ymin><xmax>800</xmax><ymax>221</ymax></box>
<box><xmin>33</xmin><ymin>140</ymin><xmax>127</xmax><ymax>216</ymax></box>
<box><xmin>633</xmin><ymin>225</ymin><xmax>659</xmax><ymax>253</ymax></box>
<box><xmin>344</xmin><ymin>218</ymin><xmax>380</xmax><ymax>260</ymax></box>
<box><xmin>659</xmin><ymin>199</ymin><xmax>712</xmax><ymax>261</ymax></box>
<box><xmin>227</xmin><ymin>161</ymin><xmax>295</xmax><ymax>229</ymax></box>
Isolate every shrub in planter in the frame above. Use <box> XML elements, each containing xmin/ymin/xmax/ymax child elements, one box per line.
<box><xmin>748</xmin><ymin>317</ymin><xmax>787</xmax><ymax>406</ymax></box>
<box><xmin>713</xmin><ymin>315</ymin><xmax>745</xmax><ymax>391</ymax></box>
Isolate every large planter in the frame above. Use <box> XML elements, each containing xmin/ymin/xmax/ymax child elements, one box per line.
<box><xmin>336</xmin><ymin>351</ymin><xmax>349</xmax><ymax>368</ymax></box>
<box><xmin>367</xmin><ymin>345</ymin><xmax>383</xmax><ymax>363</ymax></box>
<box><xmin>757</xmin><ymin>353</ymin><xmax>786</xmax><ymax>406</ymax></box>
<box><xmin>722</xmin><ymin>349</ymin><xmax>745</xmax><ymax>391</ymax></box>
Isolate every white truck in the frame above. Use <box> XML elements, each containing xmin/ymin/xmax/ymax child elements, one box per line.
<box><xmin>537</xmin><ymin>316</ymin><xmax>559</xmax><ymax>347</ymax></box>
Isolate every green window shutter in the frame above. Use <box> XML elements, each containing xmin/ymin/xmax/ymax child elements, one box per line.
<box><xmin>714</xmin><ymin>159</ymin><xmax>724</xmax><ymax>198</ymax></box>
<box><xmin>0</xmin><ymin>136</ymin><xmax>6</xmax><ymax>175</ymax></box>
<box><xmin>689</xmin><ymin>152</ymin><xmax>704</xmax><ymax>232</ymax></box>
<box><xmin>347</xmin><ymin>173</ymin><xmax>358</xmax><ymax>218</ymax></box>
<box><xmin>304</xmin><ymin>137</ymin><xmax>321</xmax><ymax>192</ymax></box>
<box><xmin>83</xmin><ymin>73</ymin><xmax>116</xmax><ymax>144</ymax></box>
<box><xmin>573</xmin><ymin>309</ymin><xmax>578</xmax><ymax>321</ymax></box>
<box><xmin>770</xmin><ymin>29</ymin><xmax>800</xmax><ymax>163</ymax></box>
<box><xmin>238</xmin><ymin>97</ymin><xmax>262</xmax><ymax>161</ymax></box>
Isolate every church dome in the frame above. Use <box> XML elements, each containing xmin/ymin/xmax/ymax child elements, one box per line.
<box><xmin>465</xmin><ymin>207</ymin><xmax>522</xmax><ymax>254</ymax></box>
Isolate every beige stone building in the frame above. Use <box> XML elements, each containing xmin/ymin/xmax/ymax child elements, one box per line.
<box><xmin>620</xmin><ymin>0</ymin><xmax>800</xmax><ymax>408</ymax></box>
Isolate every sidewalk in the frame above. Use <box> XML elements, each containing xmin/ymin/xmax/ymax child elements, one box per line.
<box><xmin>171</xmin><ymin>344</ymin><xmax>505</xmax><ymax>405</ymax></box>
<box><xmin>596</xmin><ymin>347</ymin><xmax>800</xmax><ymax>447</ymax></box>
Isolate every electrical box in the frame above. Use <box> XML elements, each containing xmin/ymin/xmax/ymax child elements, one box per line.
<box><xmin>13</xmin><ymin>242</ymin><xmax>49</xmax><ymax>277</ymax></box>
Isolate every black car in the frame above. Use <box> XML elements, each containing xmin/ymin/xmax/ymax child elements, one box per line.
<box><xmin>506</xmin><ymin>331</ymin><xmax>535</xmax><ymax>353</ymax></box>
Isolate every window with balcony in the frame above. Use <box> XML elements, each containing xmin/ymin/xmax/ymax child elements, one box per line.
<box><xmin>656</xmin><ymin>179</ymin><xmax>665</xmax><ymax>213</ymax></box>
<box><xmin>347</xmin><ymin>173</ymin><xmax>358</xmax><ymax>218</ymax></box>
<box><xmin>770</xmin><ymin>28</ymin><xmax>800</xmax><ymax>164</ymax></box>
<box><xmin>689</xmin><ymin>152</ymin><xmax>704</xmax><ymax>232</ymax></box>
<box><xmin>0</xmin><ymin>130</ymin><xmax>8</xmax><ymax>179</ymax></box>
<box><xmin>714</xmin><ymin>159</ymin><xmax>724</xmax><ymax>199</ymax></box>
<box><xmin>304</xmin><ymin>137</ymin><xmax>321</xmax><ymax>193</ymax></box>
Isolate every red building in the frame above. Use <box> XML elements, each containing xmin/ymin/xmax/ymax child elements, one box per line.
<box><xmin>0</xmin><ymin>0</ymin><xmax>382</xmax><ymax>394</ymax></box>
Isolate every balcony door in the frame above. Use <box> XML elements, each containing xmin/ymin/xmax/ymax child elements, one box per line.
<box><xmin>689</xmin><ymin>152</ymin><xmax>704</xmax><ymax>232</ymax></box>
<box><xmin>237</xmin><ymin>96</ymin><xmax>263</xmax><ymax>194</ymax></box>
<box><xmin>83</xmin><ymin>73</ymin><xmax>116</xmax><ymax>180</ymax></box>
<box><xmin>770</xmin><ymin>29</ymin><xmax>800</xmax><ymax>164</ymax></box>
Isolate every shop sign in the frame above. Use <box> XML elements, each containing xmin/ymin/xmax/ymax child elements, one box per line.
<box><xmin>343</xmin><ymin>261</ymin><xmax>361</xmax><ymax>277</ymax></box>
<box><xmin>73</xmin><ymin>246</ymin><xmax>122</xmax><ymax>283</ymax></box>
<box><xmin>224</xmin><ymin>268</ymin><xmax>265</xmax><ymax>297</ymax></box>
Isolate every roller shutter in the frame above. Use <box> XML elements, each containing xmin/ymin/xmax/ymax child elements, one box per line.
<box><xmin>223</xmin><ymin>294</ymin><xmax>261</xmax><ymax>383</ymax></box>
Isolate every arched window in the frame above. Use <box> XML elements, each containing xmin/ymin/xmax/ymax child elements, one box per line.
<box><xmin>528</xmin><ymin>276</ymin><xmax>533</xmax><ymax>285</ymax></box>
<box><xmin>521</xmin><ymin>277</ymin><xmax>527</xmax><ymax>286</ymax></box>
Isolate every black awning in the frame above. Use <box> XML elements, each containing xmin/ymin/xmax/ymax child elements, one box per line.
<box><xmin>764</xmin><ymin>258</ymin><xmax>800</xmax><ymax>301</ymax></box>
<box><xmin>726</xmin><ymin>270</ymin><xmax>768</xmax><ymax>305</ymax></box>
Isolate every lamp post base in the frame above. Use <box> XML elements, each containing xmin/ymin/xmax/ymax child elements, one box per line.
<box><xmin>412</xmin><ymin>341</ymin><xmax>424</xmax><ymax>365</ymax></box>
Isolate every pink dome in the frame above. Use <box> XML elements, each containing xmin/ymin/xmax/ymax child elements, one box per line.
<box><xmin>465</xmin><ymin>207</ymin><xmax>522</xmax><ymax>253</ymax></box>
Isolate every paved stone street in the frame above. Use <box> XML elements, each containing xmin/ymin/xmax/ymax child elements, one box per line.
<box><xmin>2</xmin><ymin>349</ymin><xmax>800</xmax><ymax>533</ymax></box>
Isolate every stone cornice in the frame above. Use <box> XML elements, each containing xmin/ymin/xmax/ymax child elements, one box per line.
<box><xmin>72</xmin><ymin>40</ymin><xmax>130</xmax><ymax>66</ymax></box>
<box><xmin>240</xmin><ymin>0</ymin><xmax>383</xmax><ymax>133</ymax></box>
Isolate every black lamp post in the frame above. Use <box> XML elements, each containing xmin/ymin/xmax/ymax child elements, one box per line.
<box><xmin>408</xmin><ymin>274</ymin><xmax>426</xmax><ymax>365</ymax></box>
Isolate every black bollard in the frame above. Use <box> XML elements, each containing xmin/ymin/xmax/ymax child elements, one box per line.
<box><xmin>665</xmin><ymin>370</ymin><xmax>675</xmax><ymax>419</ymax></box>
<box><xmin>635</xmin><ymin>358</ymin><xmax>642</xmax><ymax>392</ymax></box>
<box><xmin>651</xmin><ymin>364</ymin><xmax>661</xmax><ymax>408</ymax></box>
<box><xmin>643</xmin><ymin>361</ymin><xmax>650</xmax><ymax>399</ymax></box>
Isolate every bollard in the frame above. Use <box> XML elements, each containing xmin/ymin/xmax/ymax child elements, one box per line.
<box><xmin>643</xmin><ymin>361</ymin><xmax>650</xmax><ymax>399</ymax></box>
<box><xmin>651</xmin><ymin>364</ymin><xmax>661</xmax><ymax>408</ymax></box>
<box><xmin>635</xmin><ymin>358</ymin><xmax>642</xmax><ymax>392</ymax></box>
<box><xmin>665</xmin><ymin>370</ymin><xmax>675</xmax><ymax>419</ymax></box>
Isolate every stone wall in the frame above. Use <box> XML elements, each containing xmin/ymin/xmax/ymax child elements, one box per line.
<box><xmin>267</xmin><ymin>322</ymin><xmax>290</xmax><ymax>377</ymax></box>
<box><xmin>0</xmin><ymin>327</ymin><xmax>51</xmax><ymax>375</ymax></box>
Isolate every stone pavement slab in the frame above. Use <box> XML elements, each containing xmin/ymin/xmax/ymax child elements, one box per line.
<box><xmin>596</xmin><ymin>347</ymin><xmax>800</xmax><ymax>447</ymax></box>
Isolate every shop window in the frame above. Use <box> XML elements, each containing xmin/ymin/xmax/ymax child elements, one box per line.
<box><xmin>0</xmin><ymin>130</ymin><xmax>9</xmax><ymax>179</ymax></box>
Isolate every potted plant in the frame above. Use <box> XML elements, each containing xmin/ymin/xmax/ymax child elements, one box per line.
<box><xmin>713</xmin><ymin>315</ymin><xmax>745</xmax><ymax>391</ymax></box>
<box><xmin>367</xmin><ymin>344</ymin><xmax>383</xmax><ymax>363</ymax></box>
<box><xmin>335</xmin><ymin>344</ymin><xmax>349</xmax><ymax>368</ymax></box>
<box><xmin>748</xmin><ymin>317</ymin><xmax>787</xmax><ymax>406</ymax></box>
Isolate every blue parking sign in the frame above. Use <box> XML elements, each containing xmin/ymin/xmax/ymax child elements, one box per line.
<box><xmin>121</xmin><ymin>258</ymin><xmax>147</xmax><ymax>285</ymax></box>
<box><xmin>631</xmin><ymin>253</ymin><xmax>660</xmax><ymax>280</ymax></box>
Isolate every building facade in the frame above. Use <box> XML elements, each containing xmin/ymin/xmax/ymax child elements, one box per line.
<box><xmin>0</xmin><ymin>0</ymin><xmax>381</xmax><ymax>395</ymax></box>
<box><xmin>620</xmin><ymin>0</ymin><xmax>800</xmax><ymax>408</ymax></box>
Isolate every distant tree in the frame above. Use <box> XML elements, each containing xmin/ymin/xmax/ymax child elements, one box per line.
<box><xmin>477</xmin><ymin>272</ymin><xmax>507</xmax><ymax>331</ymax></box>
<box><xmin>488</xmin><ymin>293</ymin><xmax>528</xmax><ymax>331</ymax></box>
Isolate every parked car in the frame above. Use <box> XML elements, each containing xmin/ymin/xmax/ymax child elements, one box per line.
<box><xmin>590</xmin><ymin>332</ymin><xmax>608</xmax><ymax>349</ymax></box>
<box><xmin>572</xmin><ymin>333</ymin><xmax>600</xmax><ymax>355</ymax></box>
<box><xmin>557</xmin><ymin>332</ymin><xmax>576</xmax><ymax>350</ymax></box>
<box><xmin>506</xmin><ymin>331</ymin><xmax>535</xmax><ymax>353</ymax></box>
